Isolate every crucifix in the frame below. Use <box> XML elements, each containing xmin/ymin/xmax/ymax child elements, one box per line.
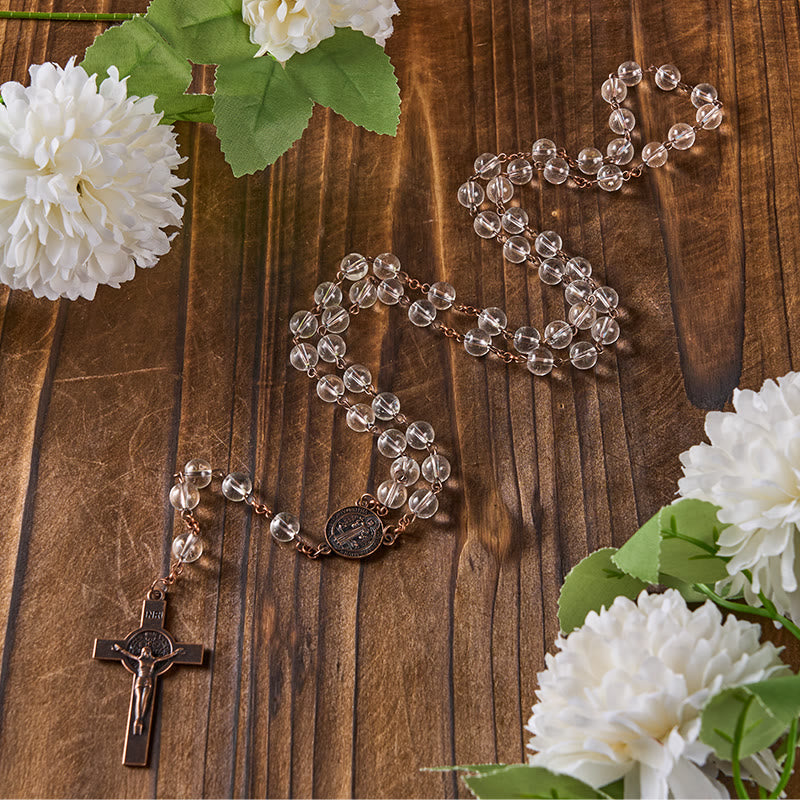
<box><xmin>93</xmin><ymin>596</ymin><xmax>204</xmax><ymax>766</ymax></box>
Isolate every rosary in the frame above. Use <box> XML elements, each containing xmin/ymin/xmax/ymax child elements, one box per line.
<box><xmin>93</xmin><ymin>60</ymin><xmax>723</xmax><ymax>766</ymax></box>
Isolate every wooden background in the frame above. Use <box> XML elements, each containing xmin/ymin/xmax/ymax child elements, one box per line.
<box><xmin>1</xmin><ymin>0</ymin><xmax>799</xmax><ymax>796</ymax></box>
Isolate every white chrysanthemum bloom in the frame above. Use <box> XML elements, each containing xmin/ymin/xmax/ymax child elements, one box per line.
<box><xmin>242</xmin><ymin>0</ymin><xmax>335</xmax><ymax>60</ymax></box>
<box><xmin>331</xmin><ymin>0</ymin><xmax>400</xmax><ymax>46</ymax></box>
<box><xmin>0</xmin><ymin>59</ymin><xmax>184</xmax><ymax>301</ymax></box>
<box><xmin>679</xmin><ymin>372</ymin><xmax>800</xmax><ymax>619</ymax></box>
<box><xmin>527</xmin><ymin>590</ymin><xmax>787</xmax><ymax>799</ymax></box>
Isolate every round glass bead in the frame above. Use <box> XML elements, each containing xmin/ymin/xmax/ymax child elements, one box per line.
<box><xmin>474</xmin><ymin>210</ymin><xmax>502</xmax><ymax>239</ymax></box>
<box><xmin>597</xmin><ymin>164</ymin><xmax>624</xmax><ymax>192</ymax></box>
<box><xmin>378</xmin><ymin>428</ymin><xmax>406</xmax><ymax>458</ymax></box>
<box><xmin>642</xmin><ymin>141</ymin><xmax>669</xmax><ymax>167</ymax></box>
<box><xmin>487</xmin><ymin>175</ymin><xmax>514</xmax><ymax>204</ymax></box>
<box><xmin>617</xmin><ymin>60</ymin><xmax>642</xmax><ymax>86</ymax></box>
<box><xmin>372</xmin><ymin>391</ymin><xmax>400</xmax><ymax>420</ymax></box>
<box><xmin>669</xmin><ymin>122</ymin><xmax>696</xmax><ymax>150</ymax></box>
<box><xmin>601</xmin><ymin>76</ymin><xmax>627</xmax><ymax>103</ymax></box>
<box><xmin>349</xmin><ymin>279</ymin><xmax>378</xmax><ymax>308</ymax></box>
<box><xmin>506</xmin><ymin>157</ymin><xmax>533</xmax><ymax>184</ymax></box>
<box><xmin>535</xmin><ymin>230</ymin><xmax>563</xmax><ymax>258</ymax></box>
<box><xmin>501</xmin><ymin>207</ymin><xmax>529</xmax><ymax>234</ymax></box>
<box><xmin>289</xmin><ymin>310</ymin><xmax>318</xmax><ymax>338</ymax></box>
<box><xmin>691</xmin><ymin>82</ymin><xmax>718</xmax><ymax>108</ymax></box>
<box><xmin>377</xmin><ymin>278</ymin><xmax>404</xmax><ymax>305</ymax></box>
<box><xmin>527</xmin><ymin>347</ymin><xmax>555</xmax><ymax>376</ymax></box>
<box><xmin>270</xmin><ymin>511</ymin><xmax>300</xmax><ymax>543</ymax></box>
<box><xmin>474</xmin><ymin>152</ymin><xmax>502</xmax><ymax>178</ymax></box>
<box><xmin>609</xmin><ymin>107</ymin><xmax>636</xmax><ymax>134</ymax></box>
<box><xmin>457</xmin><ymin>180</ymin><xmax>485</xmax><ymax>209</ymax></box>
<box><xmin>184</xmin><ymin>457</ymin><xmax>213</xmax><ymax>488</ymax></box>
<box><xmin>314</xmin><ymin>281</ymin><xmax>342</xmax><ymax>308</ymax></box>
<box><xmin>172</xmin><ymin>532</ymin><xmax>203</xmax><ymax>563</ymax></box>
<box><xmin>373</xmin><ymin>252</ymin><xmax>401</xmax><ymax>280</ymax></box>
<box><xmin>289</xmin><ymin>343</ymin><xmax>319</xmax><ymax>372</ymax></box>
<box><xmin>169</xmin><ymin>482</ymin><xmax>200</xmax><ymax>510</ymax></box>
<box><xmin>422</xmin><ymin>453</ymin><xmax>451</xmax><ymax>483</ymax></box>
<box><xmin>391</xmin><ymin>455</ymin><xmax>420</xmax><ymax>485</ymax></box>
<box><xmin>593</xmin><ymin>285</ymin><xmax>619</xmax><ymax>311</ymax></box>
<box><xmin>317</xmin><ymin>374</ymin><xmax>345</xmax><ymax>403</ymax></box>
<box><xmin>538</xmin><ymin>258</ymin><xmax>564</xmax><ymax>285</ymax></box>
<box><xmin>592</xmin><ymin>316</ymin><xmax>620</xmax><ymax>345</ymax></box>
<box><xmin>408</xmin><ymin>488</ymin><xmax>439</xmax><ymax>519</ymax></box>
<box><xmin>568</xmin><ymin>301</ymin><xmax>597</xmax><ymax>330</ymax></box>
<box><xmin>655</xmin><ymin>64</ymin><xmax>681</xmax><ymax>90</ymax></box>
<box><xmin>321</xmin><ymin>305</ymin><xmax>349</xmax><ymax>333</ymax></box>
<box><xmin>222</xmin><ymin>472</ymin><xmax>252</xmax><ymax>502</ymax></box>
<box><xmin>503</xmin><ymin>235</ymin><xmax>531</xmax><ymax>264</ymax></box>
<box><xmin>377</xmin><ymin>479</ymin><xmax>407</xmax><ymax>509</ymax></box>
<box><xmin>317</xmin><ymin>333</ymin><xmax>346</xmax><ymax>363</ymax></box>
<box><xmin>408</xmin><ymin>299</ymin><xmax>437</xmax><ymax>327</ymax></box>
<box><xmin>478</xmin><ymin>306</ymin><xmax>507</xmax><ymax>336</ymax></box>
<box><xmin>347</xmin><ymin>403</ymin><xmax>375</xmax><ymax>432</ymax></box>
<box><xmin>696</xmin><ymin>103</ymin><xmax>723</xmax><ymax>130</ymax></box>
<box><xmin>565</xmin><ymin>256</ymin><xmax>592</xmax><ymax>279</ymax></box>
<box><xmin>564</xmin><ymin>279</ymin><xmax>594</xmax><ymax>305</ymax></box>
<box><xmin>531</xmin><ymin>138</ymin><xmax>557</xmax><ymax>162</ymax></box>
<box><xmin>464</xmin><ymin>328</ymin><xmax>491</xmax><ymax>356</ymax></box>
<box><xmin>570</xmin><ymin>341</ymin><xmax>599</xmax><ymax>370</ymax></box>
<box><xmin>607</xmin><ymin>137</ymin><xmax>634</xmax><ymax>165</ymax></box>
<box><xmin>543</xmin><ymin>156</ymin><xmax>570</xmax><ymax>185</ymax></box>
<box><xmin>544</xmin><ymin>320</ymin><xmax>573</xmax><ymax>349</ymax></box>
<box><xmin>340</xmin><ymin>252</ymin><xmax>369</xmax><ymax>281</ymax></box>
<box><xmin>577</xmin><ymin>147</ymin><xmax>603</xmax><ymax>175</ymax></box>
<box><xmin>406</xmin><ymin>420</ymin><xmax>435</xmax><ymax>450</ymax></box>
<box><xmin>513</xmin><ymin>326</ymin><xmax>540</xmax><ymax>353</ymax></box>
<box><xmin>343</xmin><ymin>363</ymin><xmax>371</xmax><ymax>392</ymax></box>
<box><xmin>428</xmin><ymin>281</ymin><xmax>456</xmax><ymax>310</ymax></box>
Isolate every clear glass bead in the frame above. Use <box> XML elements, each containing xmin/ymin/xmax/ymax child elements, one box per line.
<box><xmin>222</xmin><ymin>472</ymin><xmax>252</xmax><ymax>502</ymax></box>
<box><xmin>169</xmin><ymin>482</ymin><xmax>200</xmax><ymax>510</ymax></box>
<box><xmin>503</xmin><ymin>235</ymin><xmax>531</xmax><ymax>264</ymax></box>
<box><xmin>317</xmin><ymin>334</ymin><xmax>346</xmax><ymax>363</ymax></box>
<box><xmin>378</xmin><ymin>428</ymin><xmax>406</xmax><ymax>458</ymax></box>
<box><xmin>377</xmin><ymin>278</ymin><xmax>404</xmax><ymax>305</ymax></box>
<box><xmin>601</xmin><ymin>76</ymin><xmax>627</xmax><ymax>103</ymax></box>
<box><xmin>577</xmin><ymin>147</ymin><xmax>603</xmax><ymax>174</ymax></box>
<box><xmin>347</xmin><ymin>403</ymin><xmax>375</xmax><ymax>432</ymax></box>
<box><xmin>314</xmin><ymin>281</ymin><xmax>342</xmax><ymax>308</ymax></box>
<box><xmin>317</xmin><ymin>374</ymin><xmax>345</xmax><ymax>403</ymax></box>
<box><xmin>617</xmin><ymin>60</ymin><xmax>642</xmax><ymax>86</ymax></box>
<box><xmin>343</xmin><ymin>363</ymin><xmax>371</xmax><ymax>392</ymax></box>
<box><xmin>531</xmin><ymin>138</ymin><xmax>557</xmax><ymax>162</ymax></box>
<box><xmin>474</xmin><ymin>152</ymin><xmax>502</xmax><ymax>178</ymax></box>
<box><xmin>349</xmin><ymin>279</ymin><xmax>378</xmax><ymax>308</ymax></box>
<box><xmin>568</xmin><ymin>302</ymin><xmax>597</xmax><ymax>330</ymax></box>
<box><xmin>513</xmin><ymin>326</ymin><xmax>540</xmax><ymax>353</ymax></box>
<box><xmin>422</xmin><ymin>453</ymin><xmax>451</xmax><ymax>483</ymax></box>
<box><xmin>428</xmin><ymin>281</ymin><xmax>456</xmax><ymax>310</ymax></box>
<box><xmin>535</xmin><ymin>230</ymin><xmax>563</xmax><ymax>258</ymax></box>
<box><xmin>607</xmin><ymin>138</ymin><xmax>634</xmax><ymax>165</ymax></box>
<box><xmin>478</xmin><ymin>306</ymin><xmax>507</xmax><ymax>335</ymax></box>
<box><xmin>340</xmin><ymin>252</ymin><xmax>369</xmax><ymax>281</ymax></box>
<box><xmin>289</xmin><ymin>310</ymin><xmax>318</xmax><ymax>338</ymax></box>
<box><xmin>474</xmin><ymin>210</ymin><xmax>502</xmax><ymax>239</ymax></box>
<box><xmin>184</xmin><ymin>457</ymin><xmax>213</xmax><ymax>488</ymax></box>
<box><xmin>527</xmin><ymin>347</ymin><xmax>555</xmax><ymax>376</ymax></box>
<box><xmin>655</xmin><ymin>64</ymin><xmax>681</xmax><ymax>90</ymax></box>
<box><xmin>391</xmin><ymin>454</ymin><xmax>420</xmax><ymax>485</ymax></box>
<box><xmin>544</xmin><ymin>319</ymin><xmax>573</xmax><ymax>349</ymax></box>
<box><xmin>373</xmin><ymin>252</ymin><xmax>401</xmax><ymax>280</ymax></box>
<box><xmin>406</xmin><ymin>420</ymin><xmax>435</xmax><ymax>450</ymax></box>
<box><xmin>642</xmin><ymin>141</ymin><xmax>668</xmax><ymax>167</ymax></box>
<box><xmin>172</xmin><ymin>532</ymin><xmax>203</xmax><ymax>563</ymax></box>
<box><xmin>289</xmin><ymin>343</ymin><xmax>319</xmax><ymax>372</ymax></box>
<box><xmin>564</xmin><ymin>279</ymin><xmax>594</xmax><ymax>305</ymax></box>
<box><xmin>543</xmin><ymin>156</ymin><xmax>569</xmax><ymax>185</ymax></box>
<box><xmin>690</xmin><ymin>82</ymin><xmax>718</xmax><ymax>108</ymax></box>
<box><xmin>464</xmin><ymin>328</ymin><xmax>491</xmax><ymax>356</ymax></box>
<box><xmin>609</xmin><ymin>107</ymin><xmax>636</xmax><ymax>134</ymax></box>
<box><xmin>270</xmin><ymin>511</ymin><xmax>300</xmax><ymax>543</ymax></box>
<box><xmin>377</xmin><ymin>479</ymin><xmax>408</xmax><ymax>509</ymax></box>
<box><xmin>570</xmin><ymin>341</ymin><xmax>599</xmax><ymax>370</ymax></box>
<box><xmin>408</xmin><ymin>488</ymin><xmax>439</xmax><ymax>519</ymax></box>
<box><xmin>696</xmin><ymin>103</ymin><xmax>723</xmax><ymax>130</ymax></box>
<box><xmin>669</xmin><ymin>122</ymin><xmax>696</xmax><ymax>150</ymax></box>
<box><xmin>501</xmin><ymin>207</ymin><xmax>529</xmax><ymax>234</ymax></box>
<box><xmin>372</xmin><ymin>391</ymin><xmax>400</xmax><ymax>420</ymax></box>
<box><xmin>593</xmin><ymin>285</ymin><xmax>619</xmax><ymax>311</ymax></box>
<box><xmin>457</xmin><ymin>180</ymin><xmax>485</xmax><ymax>209</ymax></box>
<box><xmin>321</xmin><ymin>305</ymin><xmax>349</xmax><ymax>333</ymax></box>
<box><xmin>408</xmin><ymin>299</ymin><xmax>437</xmax><ymax>327</ymax></box>
<box><xmin>592</xmin><ymin>316</ymin><xmax>620</xmax><ymax>344</ymax></box>
<box><xmin>506</xmin><ymin>157</ymin><xmax>533</xmax><ymax>184</ymax></box>
<box><xmin>538</xmin><ymin>258</ymin><xmax>564</xmax><ymax>285</ymax></box>
<box><xmin>487</xmin><ymin>175</ymin><xmax>514</xmax><ymax>204</ymax></box>
<box><xmin>565</xmin><ymin>256</ymin><xmax>592</xmax><ymax>279</ymax></box>
<box><xmin>597</xmin><ymin>164</ymin><xmax>624</xmax><ymax>192</ymax></box>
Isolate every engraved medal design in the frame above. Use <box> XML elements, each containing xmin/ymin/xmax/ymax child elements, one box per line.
<box><xmin>325</xmin><ymin>506</ymin><xmax>384</xmax><ymax>558</ymax></box>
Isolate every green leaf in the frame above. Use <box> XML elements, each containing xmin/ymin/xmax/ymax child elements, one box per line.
<box><xmin>558</xmin><ymin>548</ymin><xmax>648</xmax><ymax>634</ymax></box>
<box><xmin>658</xmin><ymin>574</ymin><xmax>710</xmax><ymax>603</ymax></box>
<box><xmin>463</xmin><ymin>765</ymin><xmax>609</xmax><ymax>799</ymax></box>
<box><xmin>599</xmin><ymin>779</ymin><xmax>624</xmax><ymax>799</ymax></box>
<box><xmin>214</xmin><ymin>57</ymin><xmax>313</xmax><ymax>176</ymax></box>
<box><xmin>612</xmin><ymin>509</ymin><xmax>662</xmax><ymax>583</ymax></box>
<box><xmin>285</xmin><ymin>28</ymin><xmax>400</xmax><ymax>135</ymax></box>
<box><xmin>160</xmin><ymin>93</ymin><xmax>214</xmax><ymax>124</ymax></box>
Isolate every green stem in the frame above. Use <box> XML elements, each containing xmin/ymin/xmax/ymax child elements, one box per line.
<box><xmin>769</xmin><ymin>718</ymin><xmax>798</xmax><ymax>799</ymax></box>
<box><xmin>757</xmin><ymin>591</ymin><xmax>800</xmax><ymax>642</ymax></box>
<box><xmin>661</xmin><ymin>527</ymin><xmax>719</xmax><ymax>556</ymax></box>
<box><xmin>0</xmin><ymin>11</ymin><xmax>134</xmax><ymax>21</ymax></box>
<box><xmin>732</xmin><ymin>696</ymin><xmax>754</xmax><ymax>799</ymax></box>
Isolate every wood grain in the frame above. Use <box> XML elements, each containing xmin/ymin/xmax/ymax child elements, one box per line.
<box><xmin>1</xmin><ymin>0</ymin><xmax>799</xmax><ymax>796</ymax></box>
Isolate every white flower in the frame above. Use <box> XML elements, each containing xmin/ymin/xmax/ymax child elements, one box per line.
<box><xmin>678</xmin><ymin>372</ymin><xmax>800</xmax><ymax>619</ymax></box>
<box><xmin>526</xmin><ymin>590</ymin><xmax>786</xmax><ymax>799</ymax></box>
<box><xmin>331</xmin><ymin>0</ymin><xmax>399</xmax><ymax>46</ymax></box>
<box><xmin>0</xmin><ymin>59</ymin><xmax>184</xmax><ymax>301</ymax></box>
<box><xmin>242</xmin><ymin>0</ymin><xmax>335</xmax><ymax>61</ymax></box>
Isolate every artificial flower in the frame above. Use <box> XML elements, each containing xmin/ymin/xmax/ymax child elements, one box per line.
<box><xmin>678</xmin><ymin>372</ymin><xmax>800</xmax><ymax>619</ymax></box>
<box><xmin>242</xmin><ymin>0</ymin><xmax>335</xmax><ymax>61</ymax></box>
<box><xmin>331</xmin><ymin>0</ymin><xmax>400</xmax><ymax>46</ymax></box>
<box><xmin>0</xmin><ymin>59</ymin><xmax>184</xmax><ymax>301</ymax></box>
<box><xmin>526</xmin><ymin>589</ymin><xmax>786</xmax><ymax>799</ymax></box>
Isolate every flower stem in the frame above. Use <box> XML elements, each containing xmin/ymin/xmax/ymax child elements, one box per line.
<box><xmin>0</xmin><ymin>11</ymin><xmax>134</xmax><ymax>21</ymax></box>
<box><xmin>732</xmin><ymin>695</ymin><xmax>754</xmax><ymax>799</ymax></box>
<box><xmin>757</xmin><ymin>591</ymin><xmax>800</xmax><ymax>641</ymax></box>
<box><xmin>769</xmin><ymin>717</ymin><xmax>798</xmax><ymax>799</ymax></box>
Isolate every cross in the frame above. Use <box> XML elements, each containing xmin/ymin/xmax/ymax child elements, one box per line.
<box><xmin>93</xmin><ymin>597</ymin><xmax>204</xmax><ymax>766</ymax></box>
